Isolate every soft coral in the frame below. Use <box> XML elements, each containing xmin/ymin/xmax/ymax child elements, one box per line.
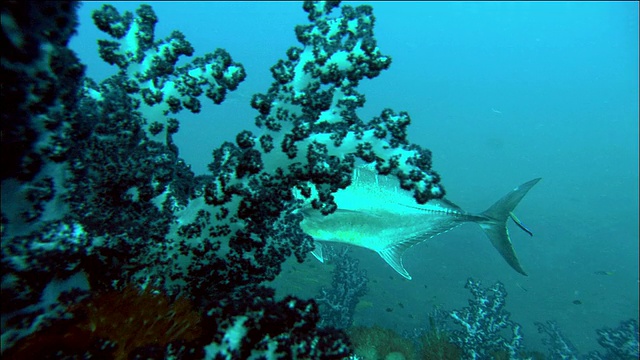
<box><xmin>5</xmin><ymin>284</ymin><xmax>202</xmax><ymax>359</ymax></box>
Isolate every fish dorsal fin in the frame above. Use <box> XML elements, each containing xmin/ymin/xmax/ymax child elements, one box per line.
<box><xmin>311</xmin><ymin>242</ymin><xmax>324</xmax><ymax>263</ymax></box>
<box><xmin>334</xmin><ymin>209</ymin><xmax>366</xmax><ymax>215</ymax></box>
<box><xmin>334</xmin><ymin>209</ymin><xmax>384</xmax><ymax>218</ymax></box>
<box><xmin>438</xmin><ymin>198</ymin><xmax>464</xmax><ymax>212</ymax></box>
<box><xmin>378</xmin><ymin>237</ymin><xmax>426</xmax><ymax>280</ymax></box>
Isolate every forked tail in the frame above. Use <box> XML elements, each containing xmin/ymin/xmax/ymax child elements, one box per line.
<box><xmin>478</xmin><ymin>178</ymin><xmax>541</xmax><ymax>275</ymax></box>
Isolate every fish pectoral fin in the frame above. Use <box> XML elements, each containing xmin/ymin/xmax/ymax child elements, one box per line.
<box><xmin>311</xmin><ymin>242</ymin><xmax>324</xmax><ymax>263</ymax></box>
<box><xmin>378</xmin><ymin>247</ymin><xmax>412</xmax><ymax>280</ymax></box>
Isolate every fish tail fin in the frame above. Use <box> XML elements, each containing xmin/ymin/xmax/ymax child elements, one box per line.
<box><xmin>478</xmin><ymin>178</ymin><xmax>541</xmax><ymax>275</ymax></box>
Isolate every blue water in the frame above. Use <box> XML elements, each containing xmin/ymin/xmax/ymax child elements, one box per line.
<box><xmin>70</xmin><ymin>1</ymin><xmax>639</xmax><ymax>355</ymax></box>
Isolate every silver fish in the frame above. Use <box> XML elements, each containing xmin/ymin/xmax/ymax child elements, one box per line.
<box><xmin>299</xmin><ymin>165</ymin><xmax>540</xmax><ymax>279</ymax></box>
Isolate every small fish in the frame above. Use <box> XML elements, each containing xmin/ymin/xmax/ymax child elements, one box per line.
<box><xmin>385</xmin><ymin>307</ymin><xmax>393</xmax><ymax>312</ymax></box>
<box><xmin>491</xmin><ymin>108</ymin><xmax>503</xmax><ymax>114</ymax></box>
<box><xmin>300</xmin><ymin>165</ymin><xmax>540</xmax><ymax>279</ymax></box>
<box><xmin>594</xmin><ymin>270</ymin><xmax>615</xmax><ymax>276</ymax></box>
<box><xmin>572</xmin><ymin>300</ymin><xmax>582</xmax><ymax>305</ymax></box>
<box><xmin>398</xmin><ymin>302</ymin><xmax>404</xmax><ymax>309</ymax></box>
<box><xmin>515</xmin><ymin>282</ymin><xmax>528</xmax><ymax>292</ymax></box>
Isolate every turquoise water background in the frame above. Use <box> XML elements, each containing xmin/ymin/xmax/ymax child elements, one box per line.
<box><xmin>70</xmin><ymin>2</ymin><xmax>638</xmax><ymax>354</ymax></box>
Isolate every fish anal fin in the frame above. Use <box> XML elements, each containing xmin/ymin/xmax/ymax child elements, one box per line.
<box><xmin>311</xmin><ymin>242</ymin><xmax>324</xmax><ymax>263</ymax></box>
<box><xmin>378</xmin><ymin>237</ymin><xmax>425</xmax><ymax>280</ymax></box>
<box><xmin>379</xmin><ymin>247</ymin><xmax>411</xmax><ymax>280</ymax></box>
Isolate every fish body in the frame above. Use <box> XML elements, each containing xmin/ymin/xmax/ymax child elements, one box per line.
<box><xmin>299</xmin><ymin>165</ymin><xmax>540</xmax><ymax>279</ymax></box>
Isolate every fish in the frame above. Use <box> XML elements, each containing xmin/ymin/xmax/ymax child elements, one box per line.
<box><xmin>515</xmin><ymin>282</ymin><xmax>529</xmax><ymax>292</ymax></box>
<box><xmin>593</xmin><ymin>270</ymin><xmax>616</xmax><ymax>276</ymax></box>
<box><xmin>298</xmin><ymin>164</ymin><xmax>540</xmax><ymax>280</ymax></box>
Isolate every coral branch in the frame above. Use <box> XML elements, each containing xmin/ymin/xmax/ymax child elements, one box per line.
<box><xmin>315</xmin><ymin>245</ymin><xmax>368</xmax><ymax>329</ymax></box>
<box><xmin>447</xmin><ymin>278</ymin><xmax>525</xmax><ymax>359</ymax></box>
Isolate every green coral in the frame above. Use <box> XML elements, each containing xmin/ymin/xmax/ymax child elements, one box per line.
<box><xmin>348</xmin><ymin>325</ymin><xmax>417</xmax><ymax>360</ymax></box>
<box><xmin>417</xmin><ymin>317</ymin><xmax>462</xmax><ymax>360</ymax></box>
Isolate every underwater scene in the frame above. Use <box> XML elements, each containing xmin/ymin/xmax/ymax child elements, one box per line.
<box><xmin>1</xmin><ymin>1</ymin><xmax>638</xmax><ymax>359</ymax></box>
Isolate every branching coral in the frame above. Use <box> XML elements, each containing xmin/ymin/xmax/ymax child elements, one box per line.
<box><xmin>535</xmin><ymin>320</ymin><xmax>579</xmax><ymax>359</ymax></box>
<box><xmin>442</xmin><ymin>278</ymin><xmax>526</xmax><ymax>359</ymax></box>
<box><xmin>593</xmin><ymin>319</ymin><xmax>639</xmax><ymax>360</ymax></box>
<box><xmin>315</xmin><ymin>245</ymin><xmax>368</xmax><ymax>329</ymax></box>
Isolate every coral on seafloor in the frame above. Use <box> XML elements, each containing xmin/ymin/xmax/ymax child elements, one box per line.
<box><xmin>348</xmin><ymin>325</ymin><xmax>418</xmax><ymax>360</ymax></box>
<box><xmin>447</xmin><ymin>278</ymin><xmax>526</xmax><ymax>358</ymax></box>
<box><xmin>3</xmin><ymin>284</ymin><xmax>202</xmax><ymax>360</ymax></box>
<box><xmin>591</xmin><ymin>318</ymin><xmax>639</xmax><ymax>360</ymax></box>
<box><xmin>417</xmin><ymin>317</ymin><xmax>462</xmax><ymax>360</ymax></box>
<box><xmin>315</xmin><ymin>245</ymin><xmax>368</xmax><ymax>329</ymax></box>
